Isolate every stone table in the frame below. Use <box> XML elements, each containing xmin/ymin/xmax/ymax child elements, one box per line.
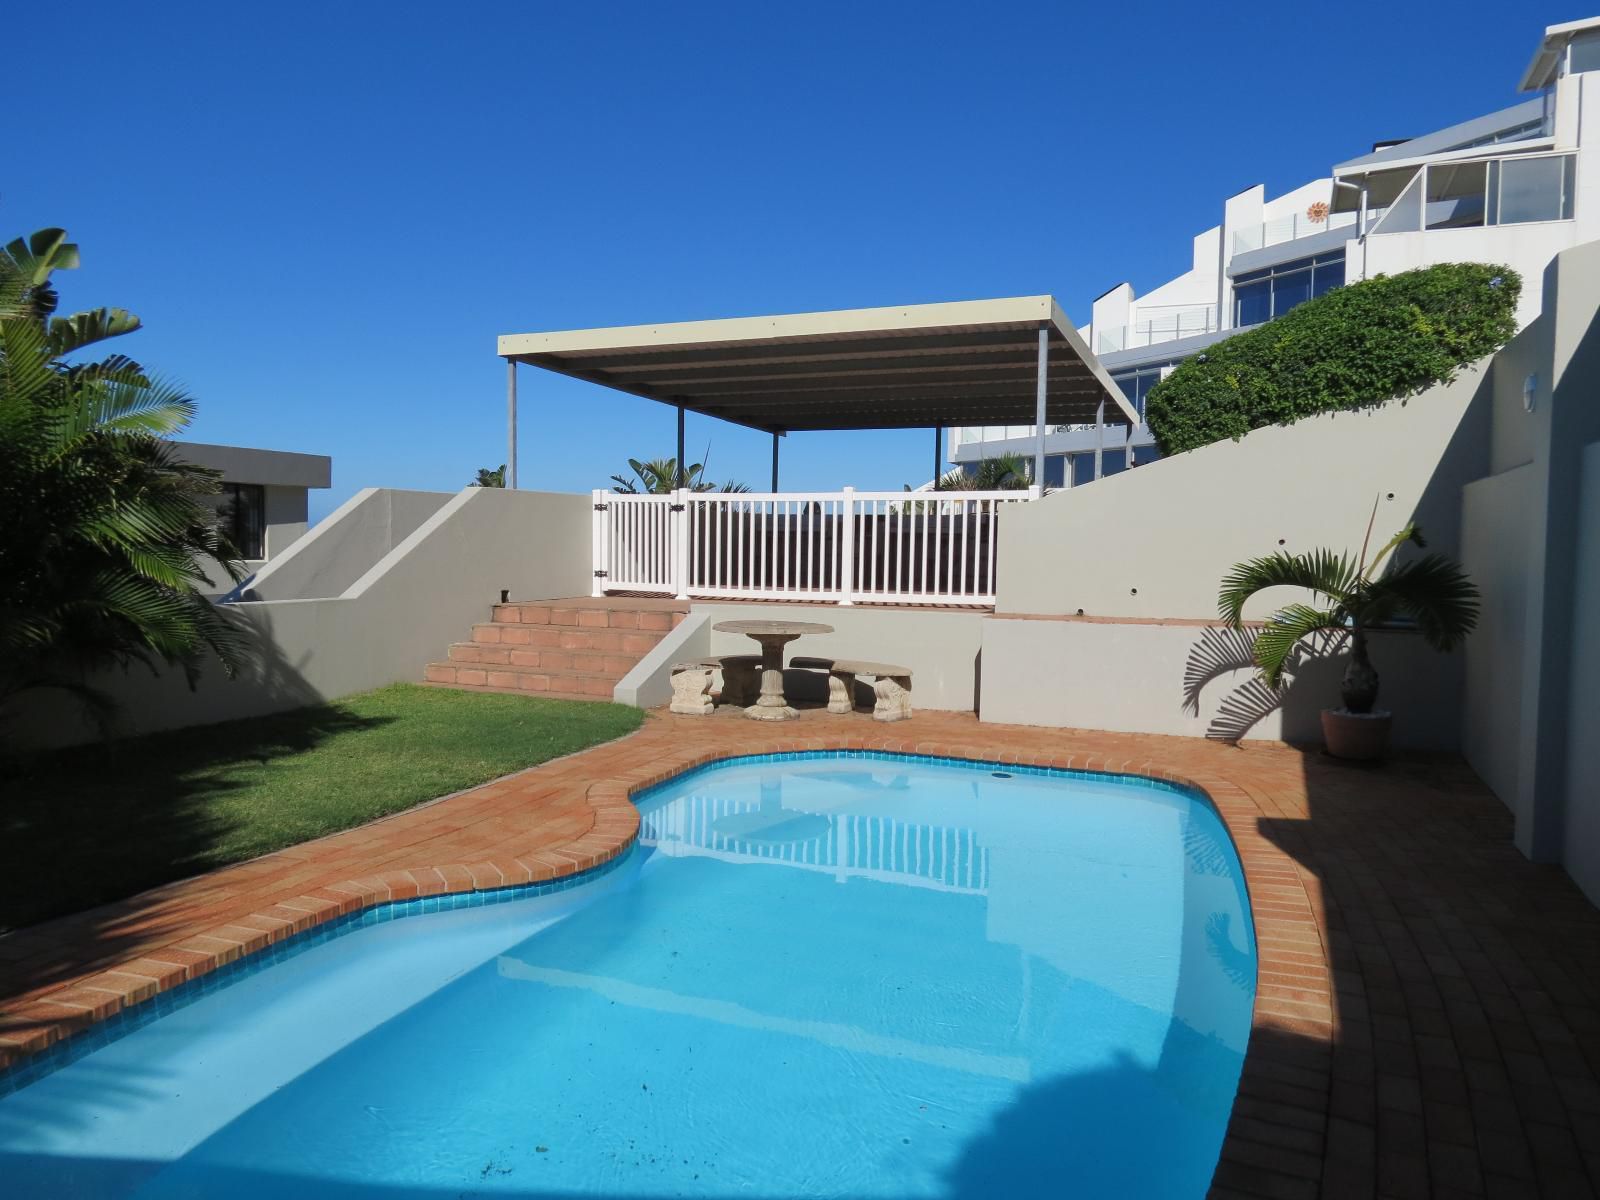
<box><xmin>712</xmin><ymin>619</ymin><xmax>834</xmax><ymax>720</ymax></box>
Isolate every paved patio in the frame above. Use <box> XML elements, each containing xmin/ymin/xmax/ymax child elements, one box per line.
<box><xmin>2</xmin><ymin>708</ymin><xmax>1598</xmax><ymax>1198</ymax></box>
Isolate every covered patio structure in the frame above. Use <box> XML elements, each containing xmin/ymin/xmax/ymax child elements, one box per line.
<box><xmin>498</xmin><ymin>296</ymin><xmax>1136</xmax><ymax>606</ymax></box>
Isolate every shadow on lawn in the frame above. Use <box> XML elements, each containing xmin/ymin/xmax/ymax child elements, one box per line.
<box><xmin>0</xmin><ymin>703</ymin><xmax>393</xmax><ymax>994</ymax></box>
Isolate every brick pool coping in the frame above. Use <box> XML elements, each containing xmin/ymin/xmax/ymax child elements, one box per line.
<box><xmin>3</xmin><ymin>709</ymin><xmax>1598</xmax><ymax>1198</ymax></box>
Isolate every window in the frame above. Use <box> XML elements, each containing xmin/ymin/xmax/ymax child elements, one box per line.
<box><xmin>1441</xmin><ymin>117</ymin><xmax>1547</xmax><ymax>153</ymax></box>
<box><xmin>1066</xmin><ymin>448</ymin><xmax>1137</xmax><ymax>484</ymax></box>
<box><xmin>1425</xmin><ymin>160</ymin><xmax>1488</xmax><ymax>229</ymax></box>
<box><xmin>1492</xmin><ymin>155</ymin><xmax>1575</xmax><ymax>225</ymax></box>
<box><xmin>1372</xmin><ymin>153</ymin><xmax>1576</xmax><ymax>235</ymax></box>
<box><xmin>1233</xmin><ymin>252</ymin><xmax>1345</xmax><ymax>327</ymax></box>
<box><xmin>1372</xmin><ymin>169</ymin><xmax>1424</xmax><ymax>235</ymax></box>
<box><xmin>212</xmin><ymin>483</ymin><xmax>265</xmax><ymax>559</ymax></box>
<box><xmin>1043</xmin><ymin>455</ymin><xmax>1066</xmax><ymax>488</ymax></box>
<box><xmin>1571</xmin><ymin>33</ymin><xmax>1600</xmax><ymax>74</ymax></box>
<box><xmin>1109</xmin><ymin>361</ymin><xmax>1180</xmax><ymax>423</ymax></box>
<box><xmin>1234</xmin><ymin>279</ymin><xmax>1272</xmax><ymax>327</ymax></box>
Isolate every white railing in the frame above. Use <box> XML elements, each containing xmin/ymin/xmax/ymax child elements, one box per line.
<box><xmin>640</xmin><ymin>791</ymin><xmax>990</xmax><ymax>894</ymax></box>
<box><xmin>1230</xmin><ymin>207</ymin><xmax>1392</xmax><ymax>257</ymax></box>
<box><xmin>1095</xmin><ymin>304</ymin><xmax>1219</xmax><ymax>355</ymax></box>
<box><xmin>592</xmin><ymin>487</ymin><xmax>1031</xmax><ymax>606</ymax></box>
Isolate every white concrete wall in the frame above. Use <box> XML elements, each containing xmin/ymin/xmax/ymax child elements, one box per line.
<box><xmin>1459</xmin><ymin>464</ymin><xmax>1534</xmax><ymax>809</ymax></box>
<box><xmin>1499</xmin><ymin>244</ymin><xmax>1600</xmax><ymax>862</ymax></box>
<box><xmin>995</xmin><ymin>369</ymin><xmax>1490</xmax><ymax>621</ymax></box>
<box><xmin>263</xmin><ymin>484</ymin><xmax>310</xmax><ymax>559</ymax></box>
<box><xmin>12</xmin><ymin>488</ymin><xmax>592</xmax><ymax>748</ymax></box>
<box><xmin>236</xmin><ymin>488</ymin><xmax>454</xmax><ymax>601</ymax></box>
<box><xmin>171</xmin><ymin>441</ymin><xmax>331</xmax><ymax>489</ymax></box>
<box><xmin>613</xmin><ymin>613</ymin><xmax>713</xmax><ymax>709</ymax></box>
<box><xmin>978</xmin><ymin>617</ymin><xmax>1461</xmax><ymax>749</ymax></box>
<box><xmin>1262</xmin><ymin>178</ymin><xmax>1331</xmax><ymax>222</ymax></box>
<box><xmin>698</xmin><ymin>603</ymin><xmax>987</xmax><ymax>712</ymax></box>
<box><xmin>1562</xmin><ymin>440</ymin><xmax>1600</xmax><ymax>903</ymax></box>
<box><xmin>1361</xmin><ymin>223</ymin><xmax>1577</xmax><ymax>329</ymax></box>
<box><xmin>1090</xmin><ymin>283</ymin><xmax>1134</xmax><ymax>353</ymax></box>
<box><xmin>1136</xmin><ymin>227</ymin><xmax>1221</xmax><ymax>310</ymax></box>
<box><xmin>1218</xmin><ymin>186</ymin><xmax>1266</xmax><ymax>330</ymax></box>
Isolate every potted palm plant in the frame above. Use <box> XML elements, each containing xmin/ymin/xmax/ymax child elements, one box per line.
<box><xmin>1218</xmin><ymin>506</ymin><xmax>1480</xmax><ymax>760</ymax></box>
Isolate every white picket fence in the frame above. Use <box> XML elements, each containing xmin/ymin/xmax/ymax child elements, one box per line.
<box><xmin>591</xmin><ymin>487</ymin><xmax>1032</xmax><ymax>606</ymax></box>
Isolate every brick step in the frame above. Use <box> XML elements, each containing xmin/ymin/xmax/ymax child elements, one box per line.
<box><xmin>470</xmin><ymin>624</ymin><xmax>666</xmax><ymax>654</ymax></box>
<box><xmin>491</xmin><ymin>603</ymin><xmax>688</xmax><ymax>632</ymax></box>
<box><xmin>423</xmin><ymin>662</ymin><xmax>621</xmax><ymax>697</ymax></box>
<box><xmin>417</xmin><ymin>680</ymin><xmax>610</xmax><ymax>704</ymax></box>
<box><xmin>446</xmin><ymin>643</ymin><xmax>637</xmax><ymax>675</ymax></box>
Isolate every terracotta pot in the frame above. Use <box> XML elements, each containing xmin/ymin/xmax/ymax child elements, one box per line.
<box><xmin>1321</xmin><ymin>708</ymin><xmax>1392</xmax><ymax>761</ymax></box>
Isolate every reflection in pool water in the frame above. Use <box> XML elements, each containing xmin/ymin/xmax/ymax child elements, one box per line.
<box><xmin>0</xmin><ymin>752</ymin><xmax>1256</xmax><ymax>1198</ymax></box>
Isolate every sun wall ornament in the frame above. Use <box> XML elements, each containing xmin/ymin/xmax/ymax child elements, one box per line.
<box><xmin>1306</xmin><ymin>201</ymin><xmax>1330</xmax><ymax>223</ymax></box>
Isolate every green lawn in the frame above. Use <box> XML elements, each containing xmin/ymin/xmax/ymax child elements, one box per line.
<box><xmin>0</xmin><ymin>684</ymin><xmax>645</xmax><ymax>932</ymax></box>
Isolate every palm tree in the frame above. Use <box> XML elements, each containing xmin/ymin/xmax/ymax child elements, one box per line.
<box><xmin>0</xmin><ymin>228</ymin><xmax>245</xmax><ymax>729</ymax></box>
<box><xmin>472</xmin><ymin>464</ymin><xmax>506</xmax><ymax>488</ymax></box>
<box><xmin>1218</xmin><ymin>504</ymin><xmax>1479</xmax><ymax>713</ymax></box>
<box><xmin>933</xmin><ymin>453</ymin><xmax>1031</xmax><ymax>491</ymax></box>
<box><xmin>609</xmin><ymin>456</ymin><xmax>749</xmax><ymax>494</ymax></box>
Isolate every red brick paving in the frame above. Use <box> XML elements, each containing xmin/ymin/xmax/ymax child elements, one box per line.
<box><xmin>2</xmin><ymin>708</ymin><xmax>1598</xmax><ymax>1198</ymax></box>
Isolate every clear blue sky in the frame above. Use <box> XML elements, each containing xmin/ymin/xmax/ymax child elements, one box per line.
<box><xmin>11</xmin><ymin>2</ymin><xmax>1579</xmax><ymax>520</ymax></box>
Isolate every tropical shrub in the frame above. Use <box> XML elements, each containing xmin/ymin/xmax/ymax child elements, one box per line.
<box><xmin>609</xmin><ymin>456</ymin><xmax>749</xmax><ymax>493</ymax></box>
<box><xmin>1146</xmin><ymin>262</ymin><xmax>1521</xmax><ymax>455</ymax></box>
<box><xmin>472</xmin><ymin>464</ymin><xmax>506</xmax><ymax>488</ymax></box>
<box><xmin>934</xmin><ymin>453</ymin><xmax>1031</xmax><ymax>491</ymax></box>
<box><xmin>1218</xmin><ymin>507</ymin><xmax>1479</xmax><ymax>713</ymax></box>
<box><xmin>0</xmin><ymin>229</ymin><xmax>244</xmax><ymax>730</ymax></box>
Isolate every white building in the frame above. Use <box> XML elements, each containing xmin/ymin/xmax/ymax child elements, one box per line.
<box><xmin>952</xmin><ymin>15</ymin><xmax>1600</xmax><ymax>486</ymax></box>
<box><xmin>172</xmin><ymin>440</ymin><xmax>332</xmax><ymax>592</ymax></box>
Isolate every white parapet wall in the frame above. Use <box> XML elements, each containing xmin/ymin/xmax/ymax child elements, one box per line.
<box><xmin>1562</xmin><ymin>439</ymin><xmax>1600</xmax><ymax>904</ymax></box>
<box><xmin>996</xmin><ymin>370</ymin><xmax>1491</xmax><ymax>622</ymax></box>
<box><xmin>982</xmin><ymin>364</ymin><xmax>1496</xmax><ymax>751</ymax></box>
<box><xmin>978</xmin><ymin>615</ymin><xmax>1463</xmax><ymax>749</ymax></box>
<box><xmin>12</xmin><ymin>488</ymin><xmax>594</xmax><ymax>748</ymax></box>
<box><xmin>230</xmin><ymin>487</ymin><xmax>455</xmax><ymax>601</ymax></box>
<box><xmin>613</xmin><ymin>612</ymin><xmax>713</xmax><ymax>709</ymax></box>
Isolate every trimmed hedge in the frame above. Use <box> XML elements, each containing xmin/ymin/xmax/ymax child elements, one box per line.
<box><xmin>1144</xmin><ymin>262</ymin><xmax>1521</xmax><ymax>456</ymax></box>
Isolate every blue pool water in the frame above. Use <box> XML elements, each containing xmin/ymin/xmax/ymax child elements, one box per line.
<box><xmin>0</xmin><ymin>752</ymin><xmax>1256</xmax><ymax>1198</ymax></box>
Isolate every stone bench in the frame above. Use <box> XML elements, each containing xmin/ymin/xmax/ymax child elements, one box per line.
<box><xmin>670</xmin><ymin>655</ymin><xmax>761</xmax><ymax>714</ymax></box>
<box><xmin>791</xmin><ymin>657</ymin><xmax>913</xmax><ymax>722</ymax></box>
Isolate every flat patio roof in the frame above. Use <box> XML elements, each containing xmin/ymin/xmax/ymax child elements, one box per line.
<box><xmin>498</xmin><ymin>296</ymin><xmax>1138</xmax><ymax>434</ymax></box>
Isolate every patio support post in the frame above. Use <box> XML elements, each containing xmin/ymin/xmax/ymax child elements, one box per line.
<box><xmin>771</xmin><ymin>431</ymin><xmax>780</xmax><ymax>492</ymax></box>
<box><xmin>1094</xmin><ymin>398</ymin><xmax>1105</xmax><ymax>480</ymax></box>
<box><xmin>506</xmin><ymin>359</ymin><xmax>518</xmax><ymax>490</ymax></box>
<box><xmin>1033</xmin><ymin>327</ymin><xmax>1048</xmax><ymax>492</ymax></box>
<box><xmin>933</xmin><ymin>426</ymin><xmax>942</xmax><ymax>486</ymax></box>
<box><xmin>676</xmin><ymin>404</ymin><xmax>686</xmax><ymax>489</ymax></box>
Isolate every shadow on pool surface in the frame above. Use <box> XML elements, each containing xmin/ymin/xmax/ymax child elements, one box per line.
<box><xmin>3</xmin><ymin>1042</ymin><xmax>1253</xmax><ymax>1198</ymax></box>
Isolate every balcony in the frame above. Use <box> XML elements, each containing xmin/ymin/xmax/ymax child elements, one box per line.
<box><xmin>1230</xmin><ymin>209</ymin><xmax>1379</xmax><ymax>257</ymax></box>
<box><xmin>1094</xmin><ymin>304</ymin><xmax>1218</xmax><ymax>355</ymax></box>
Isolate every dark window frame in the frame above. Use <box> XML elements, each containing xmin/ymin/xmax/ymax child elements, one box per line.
<box><xmin>217</xmin><ymin>482</ymin><xmax>266</xmax><ymax>559</ymax></box>
<box><xmin>1233</xmin><ymin>251</ymin><xmax>1345</xmax><ymax>327</ymax></box>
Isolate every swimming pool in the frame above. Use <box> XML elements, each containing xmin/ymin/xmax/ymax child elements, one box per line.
<box><xmin>0</xmin><ymin>751</ymin><xmax>1256</xmax><ymax>1198</ymax></box>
